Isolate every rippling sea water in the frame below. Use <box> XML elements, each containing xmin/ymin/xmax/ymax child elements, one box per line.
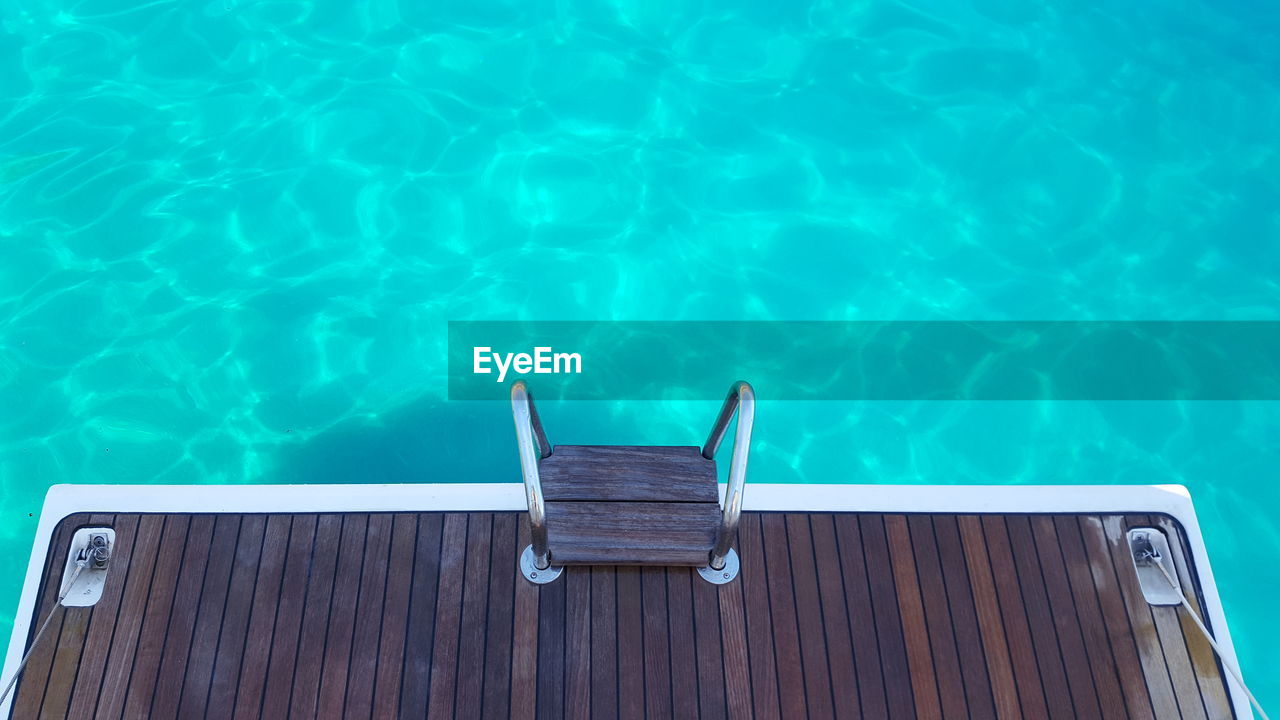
<box><xmin>2</xmin><ymin>0</ymin><xmax>1278</xmax><ymax>704</ymax></box>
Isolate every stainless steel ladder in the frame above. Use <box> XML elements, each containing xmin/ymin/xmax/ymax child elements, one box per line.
<box><xmin>511</xmin><ymin>381</ymin><xmax>755</xmax><ymax>584</ymax></box>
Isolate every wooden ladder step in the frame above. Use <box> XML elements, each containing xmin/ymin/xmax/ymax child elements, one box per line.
<box><xmin>545</xmin><ymin>501</ymin><xmax>720</xmax><ymax>565</ymax></box>
<box><xmin>540</xmin><ymin>445</ymin><xmax>718</xmax><ymax>503</ymax></box>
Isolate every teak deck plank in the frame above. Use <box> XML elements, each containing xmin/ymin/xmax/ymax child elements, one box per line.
<box><xmin>957</xmin><ymin>515</ymin><xmax>1024</xmax><ymax>720</ymax></box>
<box><xmin>665</xmin><ymin>567</ymin><xmax>700</xmax><ymax>719</ymax></box>
<box><xmin>345</xmin><ymin>512</ymin><xmax>394</xmax><ymax>719</ymax></box>
<box><xmin>118</xmin><ymin>514</ymin><xmax>191</xmax><ymax>720</ymax></box>
<box><xmin>399</xmin><ymin>513</ymin><xmax>443</xmax><ymax>718</ymax></box>
<box><xmin>229</xmin><ymin>514</ymin><xmax>292</xmax><ymax>719</ymax></box>
<box><xmin>481</xmin><ymin>513</ymin><xmax>518</xmax><ymax>719</ymax></box>
<box><xmin>760</xmin><ymin>513</ymin><xmax>808</xmax><ymax>720</ymax></box>
<box><xmin>1052</xmin><ymin>514</ymin><xmax>1129</xmax><ymax>720</ymax></box>
<box><xmin>510</xmin><ymin>517</ymin><xmax>539</xmax><ymax>720</ymax></box>
<box><xmin>1004</xmin><ymin>514</ymin><xmax>1081</xmax><ymax>720</ymax></box>
<box><xmin>256</xmin><ymin>514</ymin><xmax>317</xmax><ymax>720</ymax></box>
<box><xmin>453</xmin><ymin>513</ymin><xmax>493</xmax><ymax>717</ymax></box>
<box><xmin>692</xmin><ymin>566</ymin><xmax>728</xmax><ymax>719</ymax></box>
<box><xmin>563</xmin><ymin>563</ymin><xmax>591</xmax><ymax>720</ymax></box>
<box><xmin>148</xmin><ymin>514</ymin><xmax>216</xmax><ymax>719</ymax></box>
<box><xmin>856</xmin><ymin>514</ymin><xmax>916</xmax><ymax>720</ymax></box>
<box><xmin>317</xmin><ymin>513</ymin><xmax>370</xmax><ymax>717</ymax></box>
<box><xmin>786</xmin><ymin>514</ymin><xmax>835</xmax><ymax>720</ymax></box>
<box><xmin>207</xmin><ymin>514</ymin><xmax>268</xmax><ymax>718</ymax></box>
<box><xmin>982</xmin><ymin>514</ymin><xmax>1056</xmax><ymax>720</ymax></box>
<box><xmin>173</xmin><ymin>513</ymin><xmax>240</xmax><ymax>718</ymax></box>
<box><xmin>373</xmin><ymin>513</ymin><xmax>419</xmax><ymax>717</ymax></box>
<box><xmin>534</xmin><ymin>558</ymin><xmax>566</xmax><ymax>720</ymax></box>
<box><xmin>286</xmin><ymin>513</ymin><xmax>341</xmax><ymax>719</ymax></box>
<box><xmin>1023</xmin><ymin>515</ymin><xmax>1105</xmax><ymax>719</ymax></box>
<box><xmin>11</xmin><ymin>511</ymin><xmax>1238</xmax><ymax>720</ymax></box>
<box><xmin>885</xmin><ymin>514</ymin><xmax>942</xmax><ymax>720</ymax></box>
<box><xmin>424</xmin><ymin>513</ymin><xmax>468</xmax><ymax>720</ymax></box>
<box><xmin>615</xmin><ymin>567</ymin><xmax>646</xmax><ymax>720</ymax></box>
<box><xmin>715</xmin><ymin>564</ymin><xmax>753</xmax><ymax>720</ymax></box>
<box><xmin>640</xmin><ymin>566</ymin><xmax>674</xmax><ymax>719</ymax></box>
<box><xmin>904</xmin><ymin>513</ymin><xmax>968</xmax><ymax>719</ymax></box>
<box><xmin>932</xmin><ymin>515</ymin><xmax>997</xmax><ymax>719</ymax></box>
<box><xmin>833</xmin><ymin>514</ymin><xmax>889</xmax><ymax>720</ymax></box>
<box><xmin>809</xmin><ymin>514</ymin><xmax>862</xmax><ymax>720</ymax></box>
<box><xmin>590</xmin><ymin>567</ymin><xmax>618</xmax><ymax>720</ymax></box>
<box><xmin>738</xmin><ymin>514</ymin><xmax>781</xmax><ymax>720</ymax></box>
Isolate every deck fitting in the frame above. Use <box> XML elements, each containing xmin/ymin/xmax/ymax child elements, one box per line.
<box><xmin>60</xmin><ymin>527</ymin><xmax>115</xmax><ymax>607</ymax></box>
<box><xmin>697</xmin><ymin>548</ymin><xmax>740</xmax><ymax>584</ymax></box>
<box><xmin>1127</xmin><ymin>527</ymin><xmax>1181</xmax><ymax>606</ymax></box>
<box><xmin>519</xmin><ymin>544</ymin><xmax>564</xmax><ymax>584</ymax></box>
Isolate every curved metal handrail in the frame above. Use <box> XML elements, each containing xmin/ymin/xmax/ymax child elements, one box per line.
<box><xmin>511</xmin><ymin>381</ymin><xmax>553</xmax><ymax>569</ymax></box>
<box><xmin>703</xmin><ymin>381</ymin><xmax>755</xmax><ymax>571</ymax></box>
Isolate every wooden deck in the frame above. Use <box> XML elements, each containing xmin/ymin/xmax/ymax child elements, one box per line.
<box><xmin>11</xmin><ymin>511</ymin><xmax>1234</xmax><ymax>719</ymax></box>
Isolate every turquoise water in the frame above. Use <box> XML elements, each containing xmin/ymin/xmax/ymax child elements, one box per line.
<box><xmin>2</xmin><ymin>0</ymin><xmax>1278</xmax><ymax>706</ymax></box>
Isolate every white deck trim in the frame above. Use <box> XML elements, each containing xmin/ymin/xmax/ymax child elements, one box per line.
<box><xmin>1</xmin><ymin>483</ymin><xmax>1252</xmax><ymax>718</ymax></box>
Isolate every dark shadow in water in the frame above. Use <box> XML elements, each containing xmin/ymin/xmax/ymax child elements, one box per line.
<box><xmin>269</xmin><ymin>396</ymin><xmax>660</xmax><ymax>486</ymax></box>
<box><xmin>270</xmin><ymin>398</ymin><xmax>517</xmax><ymax>485</ymax></box>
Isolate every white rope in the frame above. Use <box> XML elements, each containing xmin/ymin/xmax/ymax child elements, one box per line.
<box><xmin>1152</xmin><ymin>559</ymin><xmax>1271</xmax><ymax>720</ymax></box>
<box><xmin>0</xmin><ymin>561</ymin><xmax>86</xmax><ymax>707</ymax></box>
